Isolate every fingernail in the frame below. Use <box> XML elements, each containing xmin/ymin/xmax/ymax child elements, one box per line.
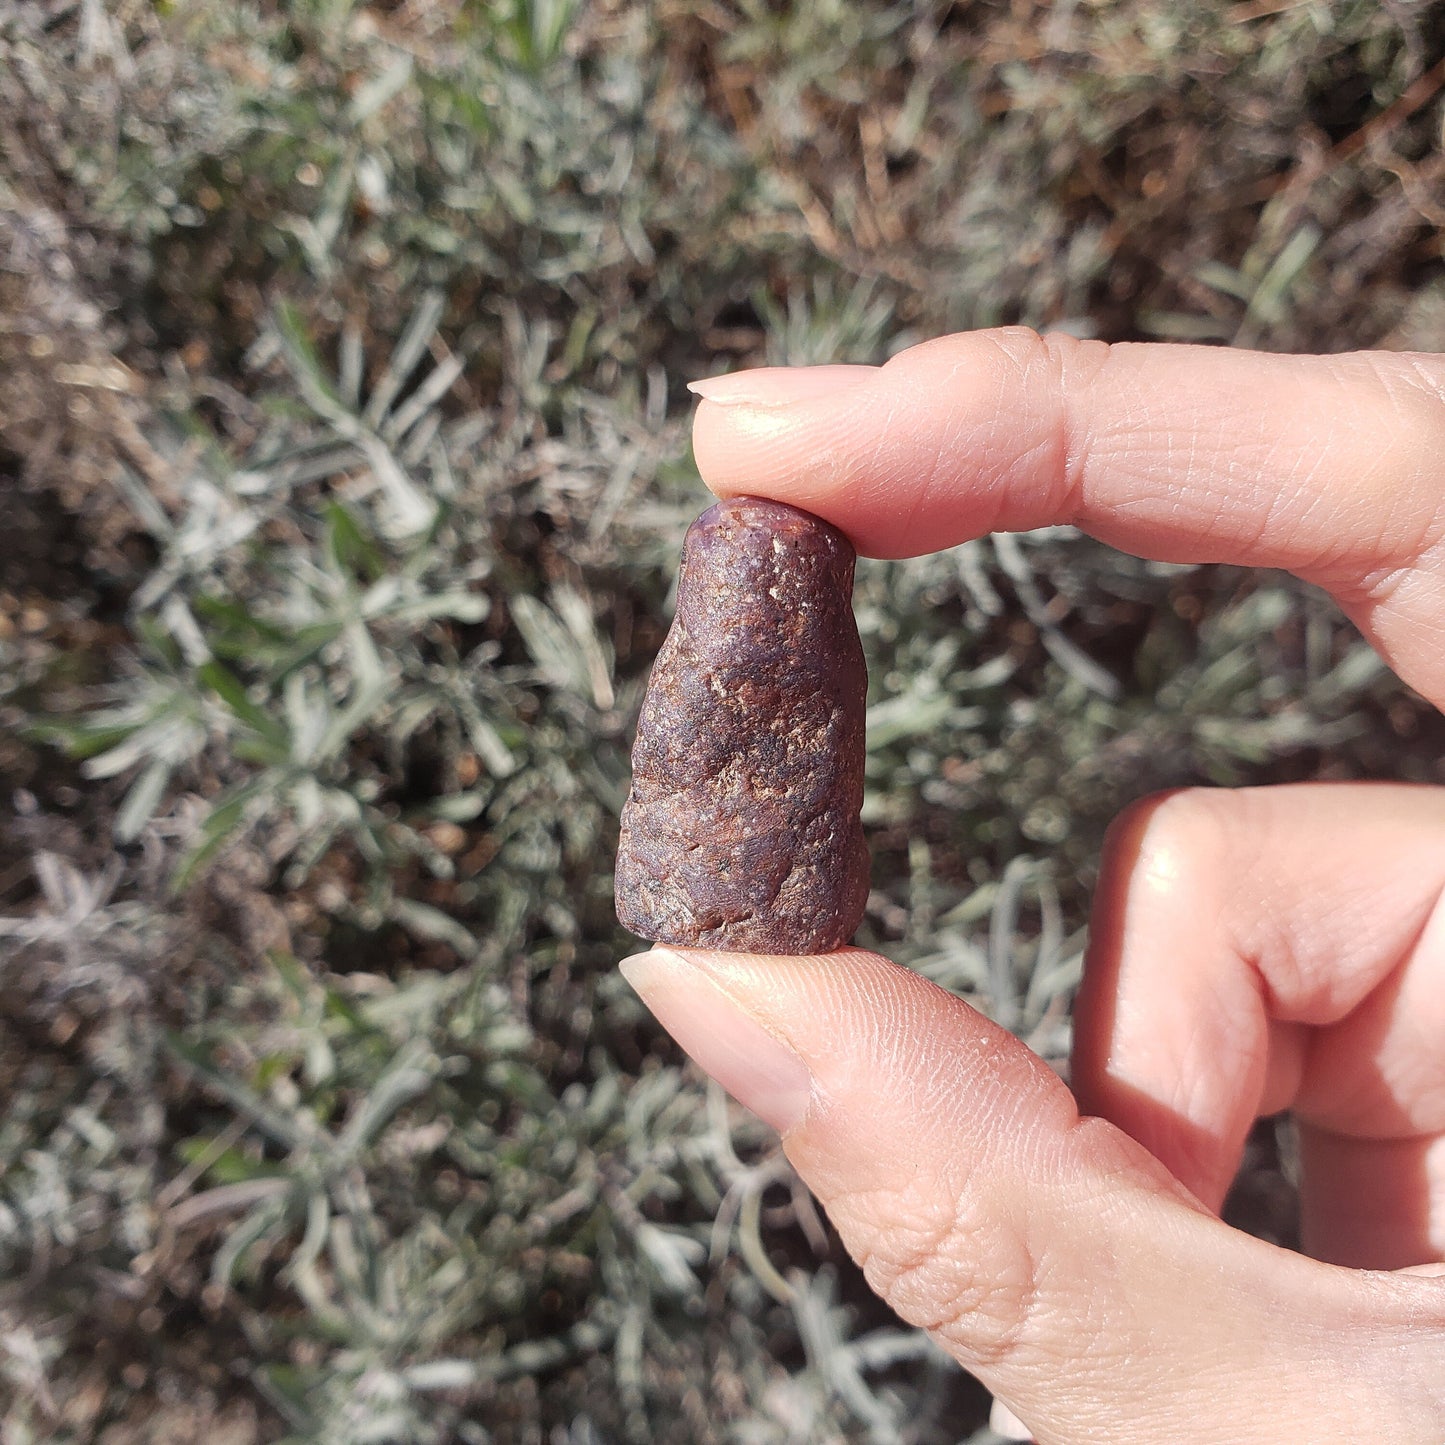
<box><xmin>687</xmin><ymin>364</ymin><xmax>877</xmax><ymax>407</ymax></box>
<box><xmin>989</xmin><ymin>1399</ymin><xmax>1035</xmax><ymax>1441</ymax></box>
<box><xmin>619</xmin><ymin>949</ymin><xmax>813</xmax><ymax>1133</ymax></box>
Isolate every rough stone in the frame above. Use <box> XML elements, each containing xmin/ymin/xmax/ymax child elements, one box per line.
<box><xmin>615</xmin><ymin>496</ymin><xmax>869</xmax><ymax>953</ymax></box>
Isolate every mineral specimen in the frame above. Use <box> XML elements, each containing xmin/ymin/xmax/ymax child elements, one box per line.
<box><xmin>615</xmin><ymin>496</ymin><xmax>869</xmax><ymax>953</ymax></box>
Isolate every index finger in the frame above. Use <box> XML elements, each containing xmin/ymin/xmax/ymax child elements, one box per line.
<box><xmin>690</xmin><ymin>331</ymin><xmax>1445</xmax><ymax>707</ymax></box>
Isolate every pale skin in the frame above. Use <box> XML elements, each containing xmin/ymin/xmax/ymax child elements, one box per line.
<box><xmin>619</xmin><ymin>330</ymin><xmax>1445</xmax><ymax>1444</ymax></box>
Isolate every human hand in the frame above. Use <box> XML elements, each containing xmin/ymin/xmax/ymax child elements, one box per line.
<box><xmin>620</xmin><ymin>331</ymin><xmax>1445</xmax><ymax>1443</ymax></box>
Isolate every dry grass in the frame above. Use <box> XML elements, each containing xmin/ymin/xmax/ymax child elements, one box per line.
<box><xmin>1</xmin><ymin>2</ymin><xmax>1442</xmax><ymax>1441</ymax></box>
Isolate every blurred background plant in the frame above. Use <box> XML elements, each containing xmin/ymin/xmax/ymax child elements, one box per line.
<box><xmin>1</xmin><ymin>0</ymin><xmax>1443</xmax><ymax>1441</ymax></box>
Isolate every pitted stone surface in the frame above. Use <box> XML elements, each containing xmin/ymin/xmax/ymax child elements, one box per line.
<box><xmin>615</xmin><ymin>497</ymin><xmax>869</xmax><ymax>953</ymax></box>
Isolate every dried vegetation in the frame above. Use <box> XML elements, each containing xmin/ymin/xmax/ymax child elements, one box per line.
<box><xmin>1</xmin><ymin>1</ymin><xmax>1443</xmax><ymax>1440</ymax></box>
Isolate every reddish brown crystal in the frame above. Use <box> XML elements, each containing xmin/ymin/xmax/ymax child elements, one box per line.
<box><xmin>615</xmin><ymin>496</ymin><xmax>869</xmax><ymax>953</ymax></box>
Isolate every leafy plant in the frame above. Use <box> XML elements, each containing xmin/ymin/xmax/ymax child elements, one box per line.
<box><xmin>2</xmin><ymin>1</ymin><xmax>1439</xmax><ymax>1441</ymax></box>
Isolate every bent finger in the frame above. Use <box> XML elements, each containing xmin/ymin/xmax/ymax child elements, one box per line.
<box><xmin>1073</xmin><ymin>782</ymin><xmax>1445</xmax><ymax>1266</ymax></box>
<box><xmin>691</xmin><ymin>335</ymin><xmax>1445</xmax><ymax>706</ymax></box>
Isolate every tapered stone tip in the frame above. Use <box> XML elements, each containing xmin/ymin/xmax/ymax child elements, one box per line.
<box><xmin>615</xmin><ymin>496</ymin><xmax>870</xmax><ymax>954</ymax></box>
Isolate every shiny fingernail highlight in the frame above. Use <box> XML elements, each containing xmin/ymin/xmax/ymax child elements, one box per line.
<box><xmin>619</xmin><ymin>949</ymin><xmax>812</xmax><ymax>1134</ymax></box>
<box><xmin>688</xmin><ymin>364</ymin><xmax>878</xmax><ymax>407</ymax></box>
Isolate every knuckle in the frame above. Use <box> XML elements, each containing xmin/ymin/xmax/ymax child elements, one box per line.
<box><xmin>1098</xmin><ymin>786</ymin><xmax>1316</xmax><ymax>1008</ymax></box>
<box><xmin>840</xmin><ymin>1175</ymin><xmax>1046</xmax><ymax>1372</ymax></box>
<box><xmin>1101</xmin><ymin>786</ymin><xmax>1229</xmax><ymax>909</ymax></box>
<box><xmin>1357</xmin><ymin>350</ymin><xmax>1445</xmax><ymax>452</ymax></box>
<box><xmin>1318</xmin><ymin>352</ymin><xmax>1445</xmax><ymax>591</ymax></box>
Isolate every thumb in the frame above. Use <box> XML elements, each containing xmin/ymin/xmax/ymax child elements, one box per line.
<box><xmin>620</xmin><ymin>946</ymin><xmax>1445</xmax><ymax>1444</ymax></box>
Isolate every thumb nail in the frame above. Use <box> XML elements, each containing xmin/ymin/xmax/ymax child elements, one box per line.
<box><xmin>989</xmin><ymin>1398</ymin><xmax>1036</xmax><ymax>1440</ymax></box>
<box><xmin>688</xmin><ymin>363</ymin><xmax>878</xmax><ymax>407</ymax></box>
<box><xmin>619</xmin><ymin>949</ymin><xmax>813</xmax><ymax>1133</ymax></box>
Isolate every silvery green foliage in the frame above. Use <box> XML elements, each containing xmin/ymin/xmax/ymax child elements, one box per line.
<box><xmin>2</xmin><ymin>0</ymin><xmax>1438</xmax><ymax>1441</ymax></box>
